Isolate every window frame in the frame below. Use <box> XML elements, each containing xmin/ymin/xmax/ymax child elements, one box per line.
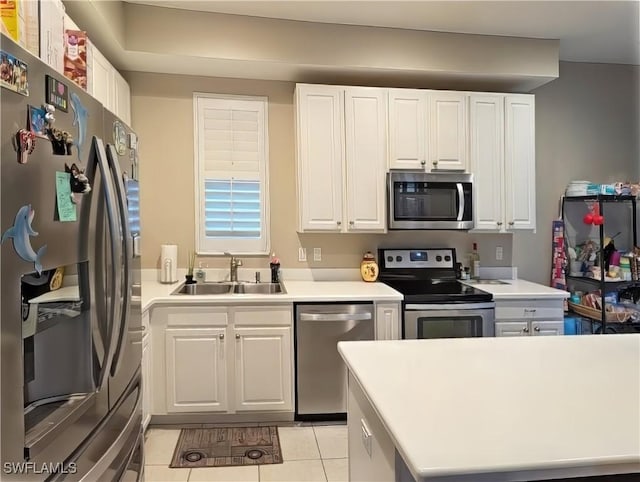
<box><xmin>193</xmin><ymin>92</ymin><xmax>270</xmax><ymax>255</ymax></box>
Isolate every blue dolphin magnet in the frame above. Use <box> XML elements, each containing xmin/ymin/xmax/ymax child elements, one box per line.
<box><xmin>2</xmin><ymin>205</ymin><xmax>48</xmax><ymax>275</ymax></box>
<box><xmin>70</xmin><ymin>92</ymin><xmax>88</xmax><ymax>162</ymax></box>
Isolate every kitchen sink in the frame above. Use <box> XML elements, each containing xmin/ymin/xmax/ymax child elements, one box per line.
<box><xmin>465</xmin><ymin>279</ymin><xmax>511</xmax><ymax>285</ymax></box>
<box><xmin>171</xmin><ymin>282</ymin><xmax>286</xmax><ymax>295</ymax></box>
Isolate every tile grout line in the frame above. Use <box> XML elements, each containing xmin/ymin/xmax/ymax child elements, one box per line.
<box><xmin>312</xmin><ymin>426</ymin><xmax>329</xmax><ymax>482</ymax></box>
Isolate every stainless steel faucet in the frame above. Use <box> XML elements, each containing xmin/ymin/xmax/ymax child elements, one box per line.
<box><xmin>224</xmin><ymin>252</ymin><xmax>243</xmax><ymax>282</ymax></box>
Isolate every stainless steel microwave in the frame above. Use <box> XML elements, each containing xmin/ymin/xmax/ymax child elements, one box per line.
<box><xmin>388</xmin><ymin>171</ymin><xmax>474</xmax><ymax>230</ymax></box>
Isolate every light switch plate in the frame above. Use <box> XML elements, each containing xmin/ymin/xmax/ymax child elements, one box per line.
<box><xmin>298</xmin><ymin>247</ymin><xmax>307</xmax><ymax>262</ymax></box>
<box><xmin>313</xmin><ymin>248</ymin><xmax>321</xmax><ymax>261</ymax></box>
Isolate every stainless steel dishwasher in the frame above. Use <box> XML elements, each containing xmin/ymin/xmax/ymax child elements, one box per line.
<box><xmin>295</xmin><ymin>303</ymin><xmax>375</xmax><ymax>419</ymax></box>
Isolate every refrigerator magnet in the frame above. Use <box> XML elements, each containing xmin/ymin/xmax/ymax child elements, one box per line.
<box><xmin>0</xmin><ymin>50</ymin><xmax>29</xmax><ymax>96</ymax></box>
<box><xmin>28</xmin><ymin>105</ymin><xmax>47</xmax><ymax>138</ymax></box>
<box><xmin>70</xmin><ymin>92</ymin><xmax>88</xmax><ymax>162</ymax></box>
<box><xmin>1</xmin><ymin>205</ymin><xmax>47</xmax><ymax>275</ymax></box>
<box><xmin>14</xmin><ymin>129</ymin><xmax>35</xmax><ymax>164</ymax></box>
<box><xmin>113</xmin><ymin>121</ymin><xmax>126</xmax><ymax>155</ymax></box>
<box><xmin>45</xmin><ymin>75</ymin><xmax>69</xmax><ymax>112</ymax></box>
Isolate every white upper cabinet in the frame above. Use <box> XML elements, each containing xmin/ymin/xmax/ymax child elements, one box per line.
<box><xmin>470</xmin><ymin>93</ymin><xmax>536</xmax><ymax>232</ymax></box>
<box><xmin>296</xmin><ymin>84</ymin><xmax>387</xmax><ymax>233</ymax></box>
<box><xmin>295</xmin><ymin>84</ymin><xmax>344</xmax><ymax>231</ymax></box>
<box><xmin>429</xmin><ymin>91</ymin><xmax>468</xmax><ymax>171</ymax></box>
<box><xmin>113</xmin><ymin>70</ymin><xmax>132</xmax><ymax>126</ymax></box>
<box><xmin>388</xmin><ymin>90</ymin><xmax>468</xmax><ymax>172</ymax></box>
<box><xmin>388</xmin><ymin>89</ymin><xmax>427</xmax><ymax>170</ymax></box>
<box><xmin>87</xmin><ymin>43</ymin><xmax>114</xmax><ymax>111</ymax></box>
<box><xmin>470</xmin><ymin>94</ymin><xmax>504</xmax><ymax>231</ymax></box>
<box><xmin>344</xmin><ymin>87</ymin><xmax>387</xmax><ymax>232</ymax></box>
<box><xmin>39</xmin><ymin>0</ymin><xmax>65</xmax><ymax>73</ymax></box>
<box><xmin>505</xmin><ymin>95</ymin><xmax>536</xmax><ymax>231</ymax></box>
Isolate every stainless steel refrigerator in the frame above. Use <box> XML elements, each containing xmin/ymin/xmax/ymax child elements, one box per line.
<box><xmin>1</xmin><ymin>34</ymin><xmax>143</xmax><ymax>481</ymax></box>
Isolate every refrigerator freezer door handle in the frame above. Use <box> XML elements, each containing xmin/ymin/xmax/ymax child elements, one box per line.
<box><xmin>106</xmin><ymin>144</ymin><xmax>133</xmax><ymax>377</ymax></box>
<box><xmin>93</xmin><ymin>138</ymin><xmax>123</xmax><ymax>390</ymax></box>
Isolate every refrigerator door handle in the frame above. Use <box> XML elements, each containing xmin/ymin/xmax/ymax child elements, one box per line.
<box><xmin>93</xmin><ymin>138</ymin><xmax>123</xmax><ymax>390</ymax></box>
<box><xmin>106</xmin><ymin>144</ymin><xmax>132</xmax><ymax>377</ymax></box>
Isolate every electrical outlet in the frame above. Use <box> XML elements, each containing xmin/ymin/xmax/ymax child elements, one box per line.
<box><xmin>313</xmin><ymin>247</ymin><xmax>322</xmax><ymax>261</ymax></box>
<box><xmin>298</xmin><ymin>247</ymin><xmax>307</xmax><ymax>262</ymax></box>
<box><xmin>496</xmin><ymin>246</ymin><xmax>503</xmax><ymax>261</ymax></box>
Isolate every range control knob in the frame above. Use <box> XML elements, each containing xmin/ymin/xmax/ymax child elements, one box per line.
<box><xmin>387</xmin><ymin>256</ymin><xmax>393</xmax><ymax>262</ymax></box>
<box><xmin>396</xmin><ymin>256</ymin><xmax>403</xmax><ymax>262</ymax></box>
<box><xmin>436</xmin><ymin>256</ymin><xmax>443</xmax><ymax>262</ymax></box>
<box><xmin>444</xmin><ymin>255</ymin><xmax>451</xmax><ymax>262</ymax></box>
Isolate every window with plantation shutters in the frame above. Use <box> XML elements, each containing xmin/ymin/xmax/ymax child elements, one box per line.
<box><xmin>194</xmin><ymin>94</ymin><xmax>270</xmax><ymax>254</ymax></box>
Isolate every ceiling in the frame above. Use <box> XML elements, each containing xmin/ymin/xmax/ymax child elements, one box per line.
<box><xmin>126</xmin><ymin>0</ymin><xmax>640</xmax><ymax>65</ymax></box>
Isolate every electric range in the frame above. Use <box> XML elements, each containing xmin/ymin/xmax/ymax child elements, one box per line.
<box><xmin>378</xmin><ymin>248</ymin><xmax>495</xmax><ymax>338</ymax></box>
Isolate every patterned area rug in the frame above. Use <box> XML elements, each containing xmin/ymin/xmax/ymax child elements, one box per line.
<box><xmin>170</xmin><ymin>426</ymin><xmax>282</xmax><ymax>468</ymax></box>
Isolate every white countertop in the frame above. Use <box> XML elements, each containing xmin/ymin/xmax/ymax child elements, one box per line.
<box><xmin>462</xmin><ymin>278</ymin><xmax>570</xmax><ymax>300</ymax></box>
<box><xmin>339</xmin><ymin>335</ymin><xmax>640</xmax><ymax>481</ymax></box>
<box><xmin>141</xmin><ymin>279</ymin><xmax>402</xmax><ymax>312</ymax></box>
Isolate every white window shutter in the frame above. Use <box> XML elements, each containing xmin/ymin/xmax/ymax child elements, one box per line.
<box><xmin>194</xmin><ymin>94</ymin><xmax>270</xmax><ymax>254</ymax></box>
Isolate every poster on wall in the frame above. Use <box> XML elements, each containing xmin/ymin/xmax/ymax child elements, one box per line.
<box><xmin>1</xmin><ymin>49</ymin><xmax>29</xmax><ymax>96</ymax></box>
<box><xmin>63</xmin><ymin>30</ymin><xmax>87</xmax><ymax>90</ymax></box>
<box><xmin>0</xmin><ymin>0</ymin><xmax>19</xmax><ymax>42</ymax></box>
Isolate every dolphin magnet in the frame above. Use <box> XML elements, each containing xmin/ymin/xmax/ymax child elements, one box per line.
<box><xmin>70</xmin><ymin>92</ymin><xmax>88</xmax><ymax>162</ymax></box>
<box><xmin>2</xmin><ymin>205</ymin><xmax>48</xmax><ymax>275</ymax></box>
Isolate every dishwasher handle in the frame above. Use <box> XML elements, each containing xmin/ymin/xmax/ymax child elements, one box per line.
<box><xmin>299</xmin><ymin>312</ymin><xmax>373</xmax><ymax>322</ymax></box>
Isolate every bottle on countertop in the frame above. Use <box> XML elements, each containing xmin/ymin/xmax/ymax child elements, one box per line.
<box><xmin>195</xmin><ymin>262</ymin><xmax>206</xmax><ymax>283</ymax></box>
<box><xmin>469</xmin><ymin>242</ymin><xmax>480</xmax><ymax>279</ymax></box>
<box><xmin>270</xmin><ymin>253</ymin><xmax>281</xmax><ymax>283</ymax></box>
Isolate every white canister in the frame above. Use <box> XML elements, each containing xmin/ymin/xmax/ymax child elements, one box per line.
<box><xmin>160</xmin><ymin>244</ymin><xmax>178</xmax><ymax>283</ymax></box>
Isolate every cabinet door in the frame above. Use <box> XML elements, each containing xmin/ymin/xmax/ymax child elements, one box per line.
<box><xmin>295</xmin><ymin>85</ymin><xmax>344</xmax><ymax>231</ymax></box>
<box><xmin>234</xmin><ymin>326</ymin><xmax>293</xmax><ymax>411</ymax></box>
<box><xmin>344</xmin><ymin>87</ymin><xmax>387</xmax><ymax>232</ymax></box>
<box><xmin>531</xmin><ymin>321</ymin><xmax>564</xmax><ymax>336</ymax></box>
<box><xmin>88</xmin><ymin>45</ymin><xmax>114</xmax><ymax>111</ymax></box>
<box><xmin>39</xmin><ymin>0</ymin><xmax>65</xmax><ymax>73</ymax></box>
<box><xmin>387</xmin><ymin>89</ymin><xmax>427</xmax><ymax>170</ymax></box>
<box><xmin>428</xmin><ymin>91</ymin><xmax>468</xmax><ymax>171</ymax></box>
<box><xmin>141</xmin><ymin>333</ymin><xmax>152</xmax><ymax>430</ymax></box>
<box><xmin>113</xmin><ymin>70</ymin><xmax>131</xmax><ymax>125</ymax></box>
<box><xmin>470</xmin><ymin>94</ymin><xmax>504</xmax><ymax>231</ymax></box>
<box><xmin>504</xmin><ymin>95</ymin><xmax>536</xmax><ymax>231</ymax></box>
<box><xmin>495</xmin><ymin>321</ymin><xmax>529</xmax><ymax>337</ymax></box>
<box><xmin>375</xmin><ymin>303</ymin><xmax>400</xmax><ymax>340</ymax></box>
<box><xmin>165</xmin><ymin>327</ymin><xmax>227</xmax><ymax>412</ymax></box>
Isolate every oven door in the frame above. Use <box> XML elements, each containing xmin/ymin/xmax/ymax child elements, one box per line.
<box><xmin>404</xmin><ymin>303</ymin><xmax>495</xmax><ymax>339</ymax></box>
<box><xmin>388</xmin><ymin>172</ymin><xmax>473</xmax><ymax>230</ymax></box>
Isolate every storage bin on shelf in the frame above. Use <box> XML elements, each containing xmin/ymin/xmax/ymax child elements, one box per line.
<box><xmin>567</xmin><ymin>301</ymin><xmax>633</xmax><ymax>323</ymax></box>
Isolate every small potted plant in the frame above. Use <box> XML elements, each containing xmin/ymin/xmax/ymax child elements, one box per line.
<box><xmin>185</xmin><ymin>250</ymin><xmax>196</xmax><ymax>284</ymax></box>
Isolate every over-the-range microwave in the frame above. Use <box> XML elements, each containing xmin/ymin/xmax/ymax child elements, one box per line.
<box><xmin>388</xmin><ymin>170</ymin><xmax>474</xmax><ymax>230</ymax></box>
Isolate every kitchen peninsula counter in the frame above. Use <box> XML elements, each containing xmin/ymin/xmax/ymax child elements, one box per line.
<box><xmin>338</xmin><ymin>335</ymin><xmax>640</xmax><ymax>481</ymax></box>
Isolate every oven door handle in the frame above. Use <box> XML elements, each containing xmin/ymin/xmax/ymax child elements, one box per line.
<box><xmin>405</xmin><ymin>302</ymin><xmax>495</xmax><ymax>310</ymax></box>
<box><xmin>456</xmin><ymin>182</ymin><xmax>464</xmax><ymax>221</ymax></box>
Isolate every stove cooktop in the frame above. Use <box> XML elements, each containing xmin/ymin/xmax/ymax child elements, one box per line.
<box><xmin>377</xmin><ymin>248</ymin><xmax>493</xmax><ymax>304</ymax></box>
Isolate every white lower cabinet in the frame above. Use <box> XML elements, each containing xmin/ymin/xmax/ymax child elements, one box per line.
<box><xmin>494</xmin><ymin>298</ymin><xmax>564</xmax><ymax>337</ymax></box>
<box><xmin>152</xmin><ymin>304</ymin><xmax>293</xmax><ymax>415</ymax></box>
<box><xmin>234</xmin><ymin>326</ymin><xmax>292</xmax><ymax>411</ymax></box>
<box><xmin>165</xmin><ymin>327</ymin><xmax>228</xmax><ymax>413</ymax></box>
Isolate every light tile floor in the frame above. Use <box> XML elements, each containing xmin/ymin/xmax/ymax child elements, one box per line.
<box><xmin>144</xmin><ymin>424</ymin><xmax>348</xmax><ymax>482</ymax></box>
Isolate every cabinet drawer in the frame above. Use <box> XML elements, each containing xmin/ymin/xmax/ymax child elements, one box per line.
<box><xmin>166</xmin><ymin>307</ymin><xmax>228</xmax><ymax>327</ymax></box>
<box><xmin>495</xmin><ymin>299</ymin><xmax>564</xmax><ymax>321</ymax></box>
<box><xmin>233</xmin><ymin>305</ymin><xmax>293</xmax><ymax>326</ymax></box>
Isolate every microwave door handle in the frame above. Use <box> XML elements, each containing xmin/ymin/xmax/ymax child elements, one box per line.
<box><xmin>456</xmin><ymin>183</ymin><xmax>464</xmax><ymax>221</ymax></box>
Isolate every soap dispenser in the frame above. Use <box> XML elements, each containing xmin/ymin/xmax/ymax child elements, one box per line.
<box><xmin>195</xmin><ymin>262</ymin><xmax>206</xmax><ymax>283</ymax></box>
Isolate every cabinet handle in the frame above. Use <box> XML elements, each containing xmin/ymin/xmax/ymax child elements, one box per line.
<box><xmin>219</xmin><ymin>333</ymin><xmax>224</xmax><ymax>340</ymax></box>
<box><xmin>235</xmin><ymin>334</ymin><xmax>240</xmax><ymax>340</ymax></box>
<box><xmin>523</xmin><ymin>327</ymin><xmax>529</xmax><ymax>333</ymax></box>
<box><xmin>508</xmin><ymin>221</ymin><xmax>515</xmax><ymax>226</ymax></box>
<box><xmin>337</xmin><ymin>221</ymin><xmax>342</xmax><ymax>226</ymax></box>
<box><xmin>534</xmin><ymin>326</ymin><xmax>540</xmax><ymax>332</ymax></box>
<box><xmin>497</xmin><ymin>222</ymin><xmax>503</xmax><ymax>226</ymax></box>
<box><xmin>349</xmin><ymin>221</ymin><xmax>354</xmax><ymax>225</ymax></box>
<box><xmin>432</xmin><ymin>161</ymin><xmax>438</xmax><ymax>167</ymax></box>
<box><xmin>420</xmin><ymin>160</ymin><xmax>426</xmax><ymax>166</ymax></box>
